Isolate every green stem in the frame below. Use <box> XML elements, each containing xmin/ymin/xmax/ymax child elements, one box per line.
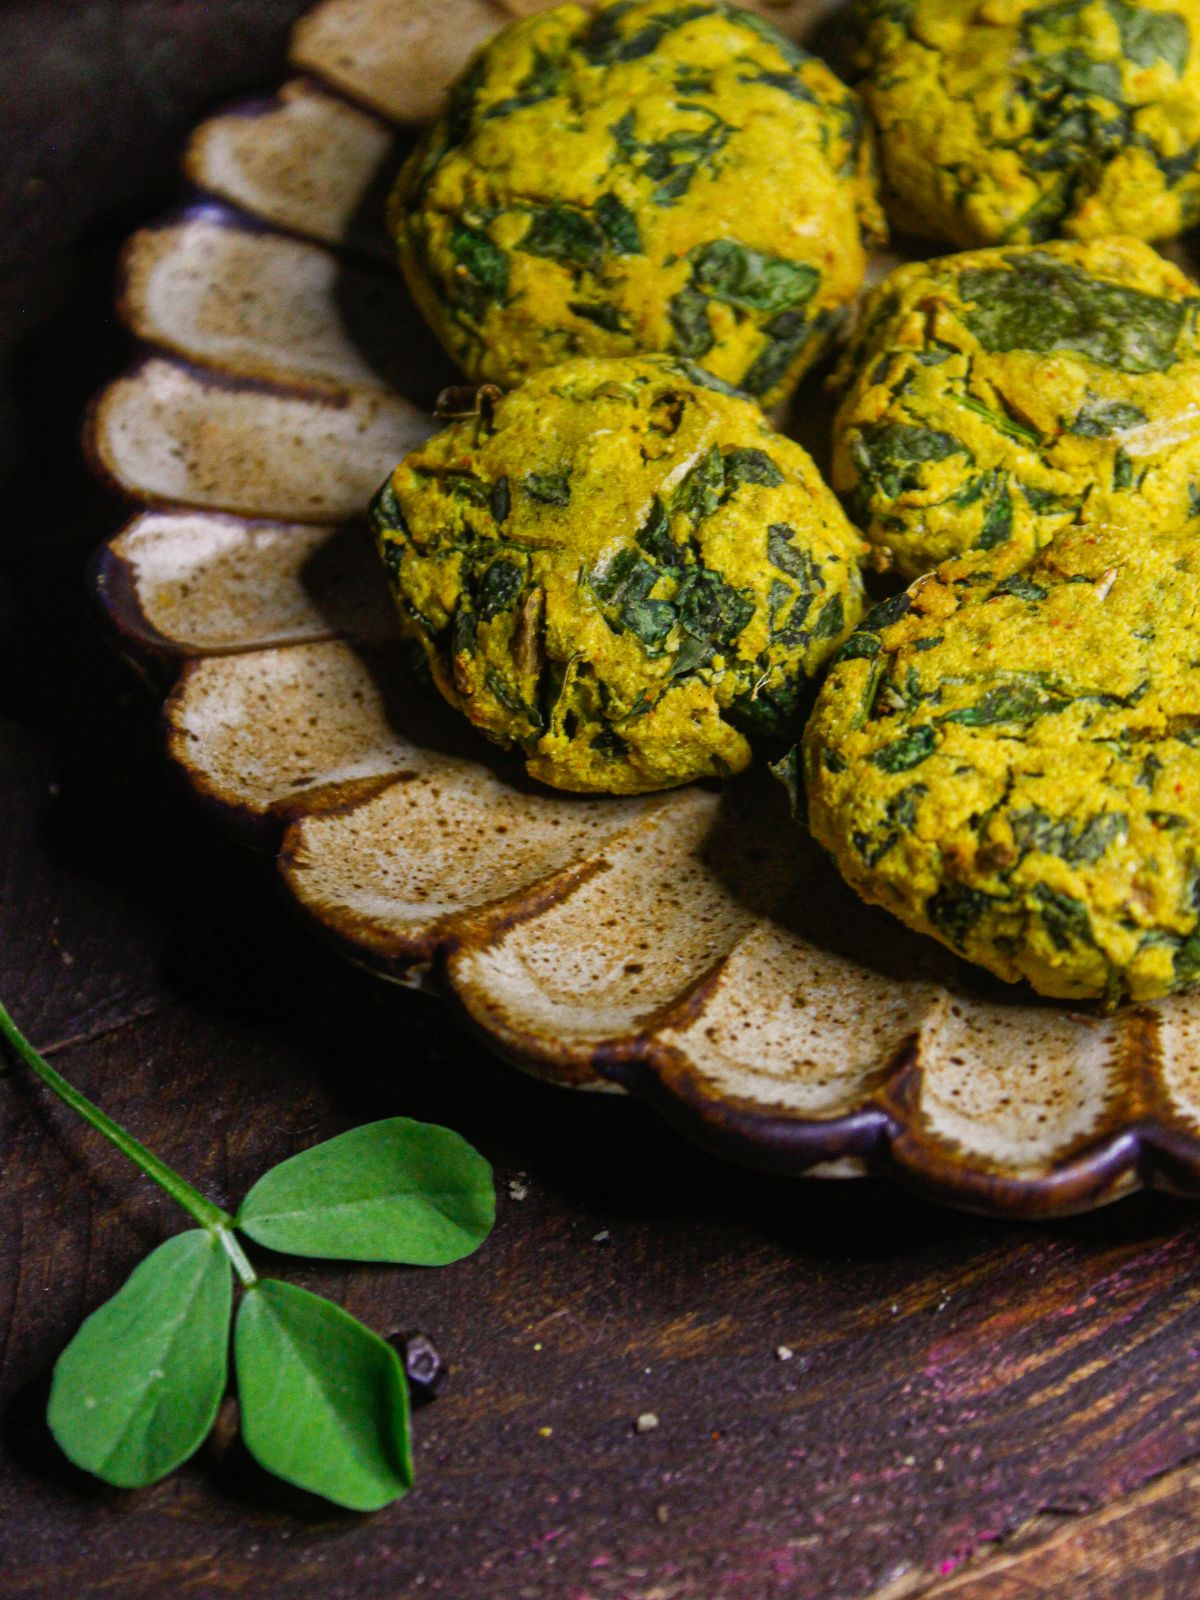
<box><xmin>219</xmin><ymin>1228</ymin><xmax>258</xmax><ymax>1288</ymax></box>
<box><xmin>0</xmin><ymin>998</ymin><xmax>237</xmax><ymax>1238</ymax></box>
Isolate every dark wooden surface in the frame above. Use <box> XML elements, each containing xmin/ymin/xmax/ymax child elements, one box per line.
<box><xmin>0</xmin><ymin>1</ymin><xmax>314</xmax><ymax>274</ymax></box>
<box><xmin>7</xmin><ymin>12</ymin><xmax>1200</xmax><ymax>1599</ymax></box>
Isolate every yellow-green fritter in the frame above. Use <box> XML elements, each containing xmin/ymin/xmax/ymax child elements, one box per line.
<box><xmin>832</xmin><ymin>236</ymin><xmax>1200</xmax><ymax>579</ymax></box>
<box><xmin>372</xmin><ymin>356</ymin><xmax>866</xmax><ymax>794</ymax></box>
<box><xmin>853</xmin><ymin>0</ymin><xmax>1200</xmax><ymax>248</ymax></box>
<box><xmin>391</xmin><ymin>0</ymin><xmax>884</xmax><ymax>409</ymax></box>
<box><xmin>802</xmin><ymin>522</ymin><xmax>1200</xmax><ymax>1004</ymax></box>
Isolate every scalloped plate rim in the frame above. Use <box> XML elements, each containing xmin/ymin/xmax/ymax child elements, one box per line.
<box><xmin>79</xmin><ymin>16</ymin><xmax>1200</xmax><ymax>1220</ymax></box>
<box><xmin>83</xmin><ymin>589</ymin><xmax>1200</xmax><ymax>1217</ymax></box>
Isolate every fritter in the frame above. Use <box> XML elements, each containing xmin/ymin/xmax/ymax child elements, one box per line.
<box><xmin>803</xmin><ymin>522</ymin><xmax>1200</xmax><ymax>1003</ymax></box>
<box><xmin>854</xmin><ymin>0</ymin><xmax>1200</xmax><ymax>248</ymax></box>
<box><xmin>372</xmin><ymin>356</ymin><xmax>866</xmax><ymax>794</ymax></box>
<box><xmin>391</xmin><ymin>0</ymin><xmax>884</xmax><ymax>409</ymax></box>
<box><xmin>832</xmin><ymin>236</ymin><xmax>1200</xmax><ymax>579</ymax></box>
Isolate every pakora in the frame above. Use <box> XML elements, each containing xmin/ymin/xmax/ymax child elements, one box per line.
<box><xmin>854</xmin><ymin>0</ymin><xmax>1200</xmax><ymax>248</ymax></box>
<box><xmin>392</xmin><ymin>0</ymin><xmax>884</xmax><ymax>408</ymax></box>
<box><xmin>373</xmin><ymin>356</ymin><xmax>866</xmax><ymax>793</ymax></box>
<box><xmin>832</xmin><ymin>236</ymin><xmax>1200</xmax><ymax>578</ymax></box>
<box><xmin>803</xmin><ymin>521</ymin><xmax>1200</xmax><ymax>1002</ymax></box>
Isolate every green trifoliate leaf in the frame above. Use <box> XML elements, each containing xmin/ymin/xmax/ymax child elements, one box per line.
<box><xmin>47</xmin><ymin>1229</ymin><xmax>232</xmax><ymax>1487</ymax></box>
<box><xmin>235</xmin><ymin>1280</ymin><xmax>412</xmax><ymax>1511</ymax></box>
<box><xmin>237</xmin><ymin>1117</ymin><xmax>495</xmax><ymax>1265</ymax></box>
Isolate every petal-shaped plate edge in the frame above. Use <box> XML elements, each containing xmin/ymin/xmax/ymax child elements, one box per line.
<box><xmin>79</xmin><ymin>0</ymin><xmax>1200</xmax><ymax>1218</ymax></box>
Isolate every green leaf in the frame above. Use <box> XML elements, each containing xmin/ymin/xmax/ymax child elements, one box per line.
<box><xmin>812</xmin><ymin>593</ymin><xmax>846</xmax><ymax>640</ymax></box>
<box><xmin>1068</xmin><ymin>397</ymin><xmax>1148</xmax><ymax>437</ymax></box>
<box><xmin>958</xmin><ymin>257</ymin><xmax>1187</xmax><ymax>374</ymax></box>
<box><xmin>1020</xmin><ymin>481</ymin><xmax>1071</xmax><ymax>512</ymax></box>
<box><xmin>864</xmin><ymin>592</ymin><xmax>913</xmax><ymax>630</ymax></box>
<box><xmin>976</xmin><ymin>479</ymin><xmax>1014</xmax><ymax>550</ymax></box>
<box><xmin>768</xmin><ymin>576</ymin><xmax>812</xmax><ymax>645</ymax></box>
<box><xmin>237</xmin><ymin>1117</ymin><xmax>495</xmax><ymax>1265</ymax></box>
<box><xmin>522</xmin><ymin>470</ymin><xmax>571</xmax><ymax>506</ymax></box>
<box><xmin>485</xmin><ymin>667</ymin><xmax>545</xmax><ymax>731</ymax></box>
<box><xmin>517</xmin><ymin>204</ymin><xmax>608</xmax><ymax>269</ymax></box>
<box><xmin>722</xmin><ymin>447</ymin><xmax>784</xmax><ymax>488</ymax></box>
<box><xmin>768</xmin><ymin>522</ymin><xmax>820</xmax><ymax>587</ymax></box>
<box><xmin>940</xmin><ymin>675</ymin><xmax>1070</xmax><ymax>726</ymax></box>
<box><xmin>927</xmin><ymin>881</ymin><xmax>1002</xmax><ymax>949</ymax></box>
<box><xmin>624</xmin><ymin>595</ymin><xmax>677</xmax><ymax>648</ymax></box>
<box><xmin>1111</xmin><ymin>1</ymin><xmax>1189</xmax><ymax>74</ymax></box>
<box><xmin>954</xmin><ymin>393</ymin><xmax>1042</xmax><ymax>447</ymax></box>
<box><xmin>673</xmin><ymin>568</ymin><xmax>755</xmax><ymax>666</ymax></box>
<box><xmin>414</xmin><ymin>466</ymin><xmax>491</xmax><ymax>505</ymax></box>
<box><xmin>582</xmin><ymin>2</ymin><xmax>712</xmax><ymax>66</ymax></box>
<box><xmin>590</xmin><ymin>547</ymin><xmax>677</xmax><ymax>650</ymax></box>
<box><xmin>688</xmin><ymin>240</ymin><xmax>819</xmax><ymax>314</ymax></box>
<box><xmin>665</xmin><ymin>358</ymin><xmax>746</xmax><ymax>398</ymax></box>
<box><xmin>741</xmin><ymin>67</ymin><xmax>817</xmax><ymax>102</ymax></box>
<box><xmin>476</xmin><ymin>559</ymin><xmax>525</xmax><ymax>620</ymax></box>
<box><xmin>668</xmin><ymin>284</ymin><xmax>715</xmax><ymax>359</ymax></box>
<box><xmin>992</xmin><ymin>574</ymin><xmax>1048</xmax><ymax>602</ymax></box>
<box><xmin>836</xmin><ymin>629</ymin><xmax>881</xmax><ymax>663</ymax></box>
<box><xmin>1032</xmin><ymin>882</ymin><xmax>1097</xmax><ymax>951</ymax></box>
<box><xmin>1010</xmin><ymin>806</ymin><xmax>1128</xmax><ymax>863</ymax></box>
<box><xmin>607</xmin><ymin>98</ymin><xmax>734</xmax><ymax>204</ymax></box>
<box><xmin>591</xmin><ymin>544</ymin><xmax>645</xmax><ymax>604</ymax></box>
<box><xmin>636</xmin><ymin>495</ymin><xmax>677</xmax><ymax>564</ymax></box>
<box><xmin>48</xmin><ymin>1229</ymin><xmax>231</xmax><ymax>1488</ymax></box>
<box><xmin>742</xmin><ymin>309</ymin><xmax>817</xmax><ymax>396</ymax></box>
<box><xmin>851</xmin><ymin>422</ymin><xmax>970</xmax><ymax>501</ymax></box>
<box><xmin>672</xmin><ymin>444</ymin><xmax>726</xmax><ymax>525</ymax></box>
<box><xmin>569</xmin><ymin>300</ymin><xmax>628</xmax><ymax>333</ymax></box>
<box><xmin>482</xmin><ymin>46</ymin><xmax>566</xmax><ymax>118</ymax></box>
<box><xmin>235</xmin><ymin>1280</ymin><xmax>412</xmax><ymax>1512</ymax></box>
<box><xmin>448</xmin><ymin>222</ymin><xmax>508</xmax><ymax>317</ymax></box>
<box><xmin>594</xmin><ymin>192</ymin><xmax>642</xmax><ymax>254</ymax></box>
<box><xmin>872</xmin><ymin>724</ymin><xmax>938</xmax><ymax>772</ymax></box>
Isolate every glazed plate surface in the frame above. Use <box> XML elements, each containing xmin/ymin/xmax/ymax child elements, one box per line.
<box><xmin>88</xmin><ymin>0</ymin><xmax>1200</xmax><ymax>1215</ymax></box>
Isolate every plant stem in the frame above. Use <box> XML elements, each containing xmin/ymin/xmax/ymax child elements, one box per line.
<box><xmin>0</xmin><ymin>998</ymin><xmax>235</xmax><ymax>1236</ymax></box>
<box><xmin>220</xmin><ymin>1228</ymin><xmax>258</xmax><ymax>1288</ymax></box>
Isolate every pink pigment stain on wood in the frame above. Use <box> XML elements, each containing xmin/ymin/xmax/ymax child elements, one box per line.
<box><xmin>916</xmin><ymin>1246</ymin><xmax>1197</xmax><ymax>1409</ymax></box>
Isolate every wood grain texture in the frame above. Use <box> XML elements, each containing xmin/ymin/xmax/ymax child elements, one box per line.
<box><xmin>5</xmin><ymin>9</ymin><xmax>1200</xmax><ymax>1596</ymax></box>
<box><xmin>901</xmin><ymin>1464</ymin><xmax>1200</xmax><ymax>1598</ymax></box>
<box><xmin>5</xmin><ymin>238</ymin><xmax>1200</xmax><ymax>1600</ymax></box>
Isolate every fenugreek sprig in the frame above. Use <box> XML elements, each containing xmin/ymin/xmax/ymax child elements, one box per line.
<box><xmin>0</xmin><ymin>1000</ymin><xmax>495</xmax><ymax>1510</ymax></box>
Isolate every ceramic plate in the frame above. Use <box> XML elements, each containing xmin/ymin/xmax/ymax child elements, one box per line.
<box><xmin>87</xmin><ymin>0</ymin><xmax>1200</xmax><ymax>1216</ymax></box>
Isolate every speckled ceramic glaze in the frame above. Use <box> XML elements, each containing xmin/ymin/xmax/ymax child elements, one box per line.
<box><xmin>88</xmin><ymin>0</ymin><xmax>1200</xmax><ymax>1215</ymax></box>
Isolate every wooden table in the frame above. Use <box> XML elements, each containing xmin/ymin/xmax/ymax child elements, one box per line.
<box><xmin>5</xmin><ymin>10</ymin><xmax>1200</xmax><ymax>1597</ymax></box>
